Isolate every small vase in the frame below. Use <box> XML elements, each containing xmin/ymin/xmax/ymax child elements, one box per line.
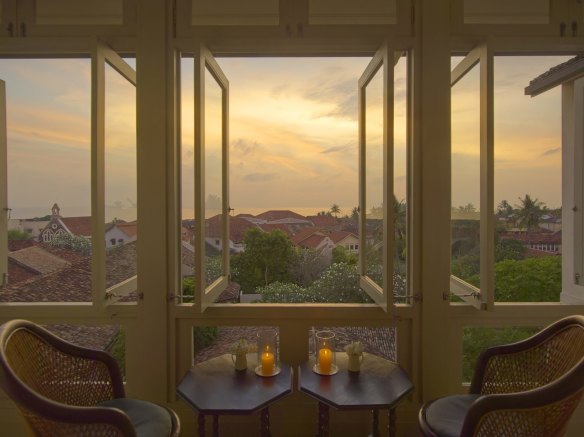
<box><xmin>232</xmin><ymin>352</ymin><xmax>248</xmax><ymax>371</ymax></box>
<box><xmin>347</xmin><ymin>354</ymin><xmax>363</xmax><ymax>373</ymax></box>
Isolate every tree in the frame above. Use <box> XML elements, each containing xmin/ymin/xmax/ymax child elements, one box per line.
<box><xmin>496</xmin><ymin>199</ymin><xmax>514</xmax><ymax>219</ymax></box>
<box><xmin>49</xmin><ymin>233</ymin><xmax>91</xmax><ymax>255</ymax></box>
<box><xmin>232</xmin><ymin>228</ymin><xmax>294</xmax><ymax>291</ymax></box>
<box><xmin>7</xmin><ymin>229</ymin><xmax>30</xmax><ymax>240</ymax></box>
<box><xmin>457</xmin><ymin>203</ymin><xmax>476</xmax><ymax>213</ymax></box>
<box><xmin>332</xmin><ymin>246</ymin><xmax>357</xmax><ymax>265</ymax></box>
<box><xmin>330</xmin><ymin>204</ymin><xmax>341</xmax><ymax>217</ymax></box>
<box><xmin>288</xmin><ymin>248</ymin><xmax>328</xmax><ymax>287</ymax></box>
<box><xmin>494</xmin><ymin>256</ymin><xmax>561</xmax><ymax>302</ymax></box>
<box><xmin>515</xmin><ymin>194</ymin><xmax>544</xmax><ymax>232</ymax></box>
<box><xmin>350</xmin><ymin>206</ymin><xmax>359</xmax><ymax>220</ymax></box>
<box><xmin>495</xmin><ymin>238</ymin><xmax>526</xmax><ymax>262</ymax></box>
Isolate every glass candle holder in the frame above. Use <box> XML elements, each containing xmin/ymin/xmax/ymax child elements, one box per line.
<box><xmin>256</xmin><ymin>328</ymin><xmax>280</xmax><ymax>376</ymax></box>
<box><xmin>314</xmin><ymin>330</ymin><xmax>337</xmax><ymax>375</ymax></box>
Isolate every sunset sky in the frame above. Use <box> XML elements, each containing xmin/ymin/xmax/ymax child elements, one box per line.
<box><xmin>0</xmin><ymin>54</ymin><xmax>569</xmax><ymax>221</ymax></box>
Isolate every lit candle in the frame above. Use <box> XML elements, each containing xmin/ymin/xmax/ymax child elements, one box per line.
<box><xmin>261</xmin><ymin>348</ymin><xmax>275</xmax><ymax>375</ymax></box>
<box><xmin>319</xmin><ymin>347</ymin><xmax>333</xmax><ymax>374</ymax></box>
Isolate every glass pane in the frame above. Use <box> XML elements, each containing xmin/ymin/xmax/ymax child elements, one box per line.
<box><xmin>105</xmin><ymin>62</ymin><xmax>137</xmax><ymax>293</ymax></box>
<box><xmin>451</xmin><ymin>61</ymin><xmax>480</xmax><ymax>290</ymax></box>
<box><xmin>394</xmin><ymin>53</ymin><xmax>408</xmax><ymax>302</ymax></box>
<box><xmin>204</xmin><ymin>67</ymin><xmax>224</xmax><ymax>288</ymax></box>
<box><xmin>1</xmin><ymin>59</ymin><xmax>92</xmax><ymax>302</ymax></box>
<box><xmin>181</xmin><ymin>57</ymin><xmax>195</xmax><ymax>303</ymax></box>
<box><xmin>462</xmin><ymin>326</ymin><xmax>540</xmax><ymax>382</ymax></box>
<box><xmin>364</xmin><ymin>65</ymin><xmax>384</xmax><ymax>289</ymax></box>
<box><xmin>310</xmin><ymin>326</ymin><xmax>396</xmax><ymax>362</ymax></box>
<box><xmin>494</xmin><ymin>56</ymin><xmax>568</xmax><ymax>303</ymax></box>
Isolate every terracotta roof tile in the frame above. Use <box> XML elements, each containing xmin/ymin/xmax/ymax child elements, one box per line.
<box><xmin>291</xmin><ymin>227</ymin><xmax>321</xmax><ymax>245</ymax></box>
<box><xmin>255</xmin><ymin>210</ymin><xmax>307</xmax><ymax>221</ymax></box>
<box><xmin>258</xmin><ymin>223</ymin><xmax>291</xmax><ymax>236</ymax></box>
<box><xmin>8</xmin><ymin>246</ymin><xmax>71</xmax><ymax>274</ymax></box>
<box><xmin>60</xmin><ymin>216</ymin><xmax>92</xmax><ymax>236</ymax></box>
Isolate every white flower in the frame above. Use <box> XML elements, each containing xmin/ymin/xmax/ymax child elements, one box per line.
<box><xmin>344</xmin><ymin>341</ymin><xmax>364</xmax><ymax>356</ymax></box>
<box><xmin>231</xmin><ymin>338</ymin><xmax>250</xmax><ymax>355</ymax></box>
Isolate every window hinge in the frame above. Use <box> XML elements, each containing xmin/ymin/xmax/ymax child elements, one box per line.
<box><xmin>576</xmin><ymin>273</ymin><xmax>581</xmax><ymax>285</ymax></box>
<box><xmin>7</xmin><ymin>22</ymin><xmax>14</xmax><ymax>37</ymax></box>
<box><xmin>105</xmin><ymin>290</ymin><xmax>118</xmax><ymax>300</ymax></box>
<box><xmin>20</xmin><ymin>23</ymin><xmax>26</xmax><ymax>37</ymax></box>
<box><xmin>138</xmin><ymin>292</ymin><xmax>144</xmax><ymax>300</ymax></box>
<box><xmin>1</xmin><ymin>273</ymin><xmax>7</xmax><ymax>287</ymax></box>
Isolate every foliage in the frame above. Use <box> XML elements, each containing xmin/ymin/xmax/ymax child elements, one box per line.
<box><xmin>7</xmin><ymin>229</ymin><xmax>31</xmax><ymax>240</ymax></box>
<box><xmin>108</xmin><ymin>329</ymin><xmax>126</xmax><ymax>379</ymax></box>
<box><xmin>515</xmin><ymin>194</ymin><xmax>544</xmax><ymax>231</ymax></box>
<box><xmin>331</xmin><ymin>246</ymin><xmax>357</xmax><ymax>265</ymax></box>
<box><xmin>49</xmin><ymin>233</ymin><xmax>92</xmax><ymax>255</ymax></box>
<box><xmin>462</xmin><ymin>326</ymin><xmax>539</xmax><ymax>382</ymax></box>
<box><xmin>330</xmin><ymin>204</ymin><xmax>341</xmax><ymax>217</ymax></box>
<box><xmin>495</xmin><ymin>238</ymin><xmax>526</xmax><ymax>262</ymax></box>
<box><xmin>182</xmin><ymin>277</ymin><xmax>195</xmax><ymax>302</ymax></box>
<box><xmin>193</xmin><ymin>326</ymin><xmax>219</xmax><ymax>351</ymax></box>
<box><xmin>494</xmin><ymin>256</ymin><xmax>561</xmax><ymax>302</ymax></box>
<box><xmin>205</xmin><ymin>256</ymin><xmax>223</xmax><ymax>286</ymax></box>
<box><xmin>288</xmin><ymin>248</ymin><xmax>329</xmax><ymax>287</ymax></box>
<box><xmin>231</xmin><ymin>228</ymin><xmax>294</xmax><ymax>292</ymax></box>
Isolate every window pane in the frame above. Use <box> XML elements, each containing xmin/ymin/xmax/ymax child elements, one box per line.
<box><xmin>181</xmin><ymin>57</ymin><xmax>195</xmax><ymax>303</ymax></box>
<box><xmin>494</xmin><ymin>56</ymin><xmax>568</xmax><ymax>303</ymax></box>
<box><xmin>1</xmin><ymin>59</ymin><xmax>92</xmax><ymax>302</ymax></box>
<box><xmin>204</xmin><ymin>67</ymin><xmax>224</xmax><ymax>288</ymax></box>
<box><xmin>105</xmin><ymin>62</ymin><xmax>137</xmax><ymax>294</ymax></box>
<box><xmin>451</xmin><ymin>61</ymin><xmax>481</xmax><ymax>291</ymax></box>
<box><xmin>394</xmin><ymin>53</ymin><xmax>408</xmax><ymax>302</ymax></box>
<box><xmin>364</xmin><ymin>65</ymin><xmax>384</xmax><ymax>290</ymax></box>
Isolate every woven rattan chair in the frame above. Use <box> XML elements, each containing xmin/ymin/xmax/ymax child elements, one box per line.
<box><xmin>419</xmin><ymin>315</ymin><xmax>584</xmax><ymax>437</ymax></box>
<box><xmin>0</xmin><ymin>319</ymin><xmax>180</xmax><ymax>436</ymax></box>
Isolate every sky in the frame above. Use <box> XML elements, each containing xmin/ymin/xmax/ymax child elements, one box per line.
<box><xmin>0</xmin><ymin>54</ymin><xmax>569</xmax><ymax>221</ymax></box>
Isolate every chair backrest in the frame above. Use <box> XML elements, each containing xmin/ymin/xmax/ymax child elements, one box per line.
<box><xmin>0</xmin><ymin>319</ymin><xmax>130</xmax><ymax>436</ymax></box>
<box><xmin>479</xmin><ymin>316</ymin><xmax>584</xmax><ymax>395</ymax></box>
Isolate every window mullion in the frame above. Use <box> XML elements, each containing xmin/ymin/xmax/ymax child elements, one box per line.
<box><xmin>91</xmin><ymin>43</ymin><xmax>107</xmax><ymax>309</ymax></box>
<box><xmin>0</xmin><ymin>80</ymin><xmax>7</xmax><ymax>287</ymax></box>
<box><xmin>479</xmin><ymin>44</ymin><xmax>495</xmax><ymax>311</ymax></box>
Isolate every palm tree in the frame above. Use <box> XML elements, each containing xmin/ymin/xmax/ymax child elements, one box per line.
<box><xmin>350</xmin><ymin>206</ymin><xmax>359</xmax><ymax>220</ymax></box>
<box><xmin>515</xmin><ymin>194</ymin><xmax>544</xmax><ymax>232</ymax></box>
<box><xmin>496</xmin><ymin>200</ymin><xmax>513</xmax><ymax>219</ymax></box>
<box><xmin>330</xmin><ymin>204</ymin><xmax>341</xmax><ymax>217</ymax></box>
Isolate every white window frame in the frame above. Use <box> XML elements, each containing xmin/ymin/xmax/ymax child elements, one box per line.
<box><xmin>449</xmin><ymin>44</ymin><xmax>495</xmax><ymax>311</ymax></box>
<box><xmin>0</xmin><ymin>80</ymin><xmax>6</xmax><ymax>287</ymax></box>
<box><xmin>193</xmin><ymin>43</ymin><xmax>230</xmax><ymax>312</ymax></box>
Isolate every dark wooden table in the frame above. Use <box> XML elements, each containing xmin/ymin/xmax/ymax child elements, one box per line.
<box><xmin>298</xmin><ymin>352</ymin><xmax>413</xmax><ymax>437</ymax></box>
<box><xmin>177</xmin><ymin>353</ymin><xmax>292</xmax><ymax>437</ymax></box>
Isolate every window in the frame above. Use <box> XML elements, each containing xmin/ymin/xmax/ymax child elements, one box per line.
<box><xmin>180</xmin><ymin>45</ymin><xmax>409</xmax><ymax>310</ymax></box>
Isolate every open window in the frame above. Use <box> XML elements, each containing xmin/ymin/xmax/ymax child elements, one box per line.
<box><xmin>0</xmin><ymin>80</ymin><xmax>6</xmax><ymax>287</ymax></box>
<box><xmin>358</xmin><ymin>44</ymin><xmax>395</xmax><ymax>311</ymax></box>
<box><xmin>92</xmin><ymin>42</ymin><xmax>137</xmax><ymax>305</ymax></box>
<box><xmin>450</xmin><ymin>44</ymin><xmax>495</xmax><ymax>310</ymax></box>
<box><xmin>193</xmin><ymin>44</ymin><xmax>230</xmax><ymax>311</ymax></box>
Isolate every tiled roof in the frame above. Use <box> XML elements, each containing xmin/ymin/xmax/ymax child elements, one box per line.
<box><xmin>257</xmin><ymin>223</ymin><xmax>292</xmax><ymax>237</ymax></box>
<box><xmin>60</xmin><ymin>216</ymin><xmax>92</xmax><ymax>237</ymax></box>
<box><xmin>116</xmin><ymin>221</ymin><xmax>138</xmax><ymax>238</ymax></box>
<box><xmin>0</xmin><ymin>242</ymin><xmax>137</xmax><ymax>302</ymax></box>
<box><xmin>47</xmin><ymin>324</ymin><xmax>121</xmax><ymax>351</ymax></box>
<box><xmin>255</xmin><ymin>210</ymin><xmax>307</xmax><ymax>221</ymax></box>
<box><xmin>299</xmin><ymin>234</ymin><xmax>329</xmax><ymax>250</ymax></box>
<box><xmin>501</xmin><ymin>231</ymin><xmax>561</xmax><ymax>244</ymax></box>
<box><xmin>205</xmin><ymin>215</ymin><xmax>258</xmax><ymax>243</ymax></box>
<box><xmin>291</xmin><ymin>227</ymin><xmax>321</xmax><ymax>245</ymax></box>
<box><xmin>216</xmin><ymin>282</ymin><xmax>241</xmax><ymax>303</ymax></box>
<box><xmin>7</xmin><ymin>259</ymin><xmax>39</xmax><ymax>284</ymax></box>
<box><xmin>8</xmin><ymin>246</ymin><xmax>71</xmax><ymax>275</ymax></box>
<box><xmin>328</xmin><ymin>231</ymin><xmax>358</xmax><ymax>244</ymax></box>
<box><xmin>307</xmin><ymin>215</ymin><xmax>338</xmax><ymax>227</ymax></box>
<box><xmin>8</xmin><ymin>240</ymin><xmax>35</xmax><ymax>251</ymax></box>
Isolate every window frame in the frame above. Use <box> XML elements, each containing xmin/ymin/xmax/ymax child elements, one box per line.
<box><xmin>0</xmin><ymin>80</ymin><xmax>6</xmax><ymax>287</ymax></box>
<box><xmin>449</xmin><ymin>44</ymin><xmax>495</xmax><ymax>311</ymax></box>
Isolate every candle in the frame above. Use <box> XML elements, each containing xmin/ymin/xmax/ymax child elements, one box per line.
<box><xmin>261</xmin><ymin>350</ymin><xmax>275</xmax><ymax>375</ymax></box>
<box><xmin>319</xmin><ymin>347</ymin><xmax>333</xmax><ymax>374</ymax></box>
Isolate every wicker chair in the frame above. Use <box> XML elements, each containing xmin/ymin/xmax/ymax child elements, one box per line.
<box><xmin>0</xmin><ymin>319</ymin><xmax>180</xmax><ymax>436</ymax></box>
<box><xmin>419</xmin><ymin>315</ymin><xmax>584</xmax><ymax>437</ymax></box>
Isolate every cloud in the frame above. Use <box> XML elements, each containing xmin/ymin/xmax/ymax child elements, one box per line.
<box><xmin>540</xmin><ymin>147</ymin><xmax>560</xmax><ymax>157</ymax></box>
<box><xmin>243</xmin><ymin>172</ymin><xmax>279</xmax><ymax>182</ymax></box>
<box><xmin>232</xmin><ymin>138</ymin><xmax>262</xmax><ymax>156</ymax></box>
<box><xmin>303</xmin><ymin>78</ymin><xmax>358</xmax><ymax>120</ymax></box>
<box><xmin>321</xmin><ymin>143</ymin><xmax>354</xmax><ymax>154</ymax></box>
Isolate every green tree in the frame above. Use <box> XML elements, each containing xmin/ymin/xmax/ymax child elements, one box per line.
<box><xmin>7</xmin><ymin>229</ymin><xmax>30</xmax><ymax>240</ymax></box>
<box><xmin>496</xmin><ymin>199</ymin><xmax>514</xmax><ymax>219</ymax></box>
<box><xmin>494</xmin><ymin>256</ymin><xmax>561</xmax><ymax>302</ymax></box>
<box><xmin>515</xmin><ymin>194</ymin><xmax>544</xmax><ymax>232</ymax></box>
<box><xmin>232</xmin><ymin>228</ymin><xmax>294</xmax><ymax>291</ymax></box>
<box><xmin>288</xmin><ymin>248</ymin><xmax>328</xmax><ymax>287</ymax></box>
<box><xmin>331</xmin><ymin>246</ymin><xmax>357</xmax><ymax>265</ymax></box>
<box><xmin>49</xmin><ymin>233</ymin><xmax>92</xmax><ymax>255</ymax></box>
<box><xmin>495</xmin><ymin>238</ymin><xmax>526</xmax><ymax>262</ymax></box>
<box><xmin>350</xmin><ymin>206</ymin><xmax>359</xmax><ymax>220</ymax></box>
<box><xmin>330</xmin><ymin>204</ymin><xmax>341</xmax><ymax>217</ymax></box>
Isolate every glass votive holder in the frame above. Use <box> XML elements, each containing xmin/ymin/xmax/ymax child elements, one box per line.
<box><xmin>256</xmin><ymin>328</ymin><xmax>280</xmax><ymax>377</ymax></box>
<box><xmin>314</xmin><ymin>330</ymin><xmax>338</xmax><ymax>375</ymax></box>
